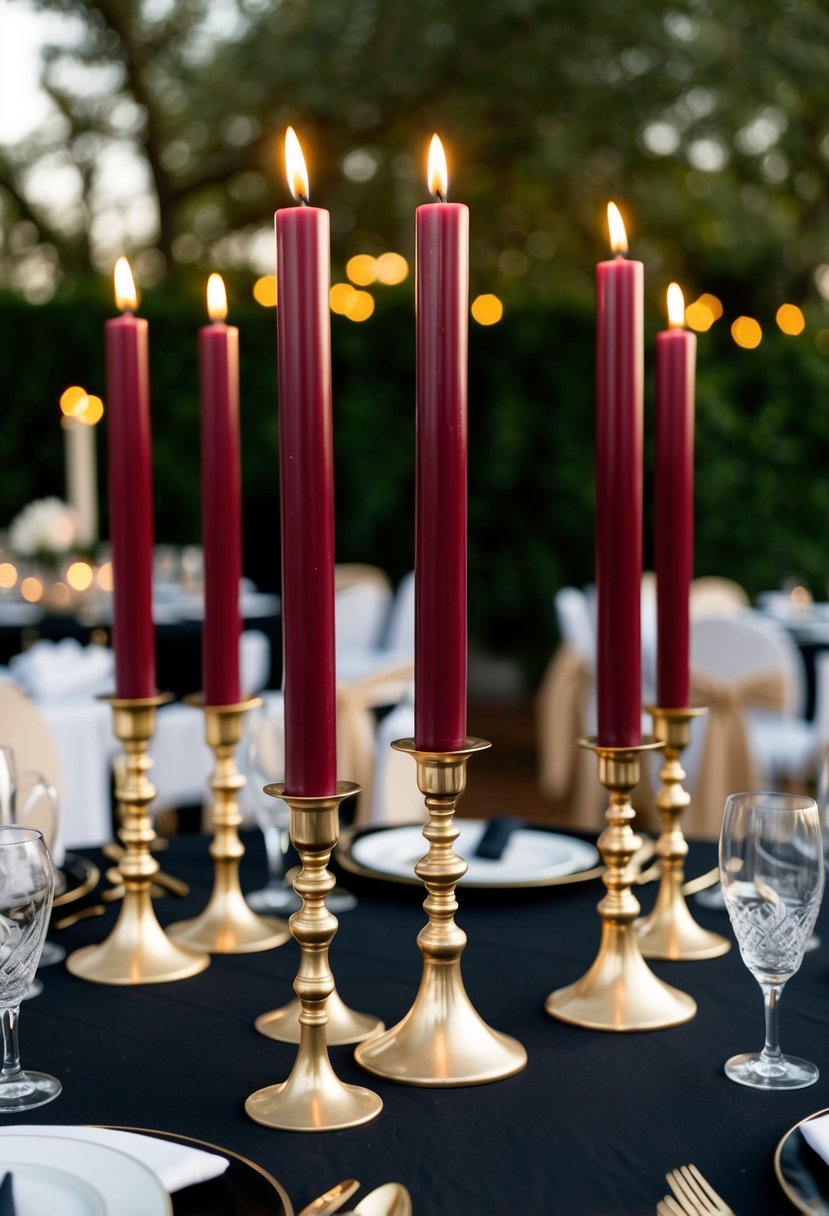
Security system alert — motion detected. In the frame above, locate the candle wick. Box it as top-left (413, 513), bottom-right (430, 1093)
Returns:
top-left (434, 190), bottom-right (446, 204)
top-left (298, 194), bottom-right (310, 207)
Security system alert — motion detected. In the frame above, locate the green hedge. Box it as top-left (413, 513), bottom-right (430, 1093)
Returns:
top-left (2, 283), bottom-right (829, 681)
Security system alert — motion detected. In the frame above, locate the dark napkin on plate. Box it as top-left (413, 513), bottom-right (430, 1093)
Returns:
top-left (472, 816), bottom-right (523, 860)
top-left (0, 1171), bottom-right (15, 1216)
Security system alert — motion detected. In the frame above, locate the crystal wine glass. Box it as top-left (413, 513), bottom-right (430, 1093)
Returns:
top-left (0, 825), bottom-right (61, 1111)
top-left (720, 791), bottom-right (824, 1090)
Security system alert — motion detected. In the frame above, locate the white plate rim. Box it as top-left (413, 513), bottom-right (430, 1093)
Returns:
top-left (0, 1133), bottom-right (172, 1216)
top-left (0, 1158), bottom-right (107, 1216)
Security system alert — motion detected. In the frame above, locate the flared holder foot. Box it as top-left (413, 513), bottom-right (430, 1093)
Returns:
top-left (66, 694), bottom-right (210, 986)
top-left (168, 695), bottom-right (291, 955)
top-left (545, 737), bottom-right (696, 1031)
top-left (255, 989), bottom-right (383, 1046)
top-left (636, 708), bottom-right (730, 963)
top-left (244, 781), bottom-right (382, 1132)
top-left (355, 738), bottom-right (527, 1086)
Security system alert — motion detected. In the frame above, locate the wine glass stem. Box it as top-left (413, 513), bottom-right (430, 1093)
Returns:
top-left (263, 824), bottom-right (285, 886)
top-left (1, 1007), bottom-right (22, 1079)
top-left (761, 982), bottom-right (785, 1063)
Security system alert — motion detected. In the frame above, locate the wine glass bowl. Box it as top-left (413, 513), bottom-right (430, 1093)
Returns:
top-left (0, 825), bottom-right (61, 1111)
top-left (242, 701), bottom-right (301, 915)
top-left (720, 791), bottom-right (824, 1090)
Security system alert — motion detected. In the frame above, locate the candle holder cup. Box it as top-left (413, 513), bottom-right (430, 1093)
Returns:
top-left (66, 694), bottom-right (210, 985)
top-left (354, 738), bottom-right (527, 1086)
top-left (545, 736), bottom-right (696, 1031)
top-left (245, 781), bottom-right (383, 1132)
top-left (635, 706), bottom-right (729, 961)
top-left (167, 695), bottom-right (291, 955)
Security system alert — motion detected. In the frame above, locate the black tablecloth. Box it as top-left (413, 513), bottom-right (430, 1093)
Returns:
top-left (19, 832), bottom-right (829, 1215)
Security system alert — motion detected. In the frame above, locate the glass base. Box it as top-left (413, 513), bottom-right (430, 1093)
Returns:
top-left (246, 885), bottom-right (302, 915)
top-left (22, 979), bottom-right (43, 1001)
top-left (695, 883), bottom-right (725, 910)
top-left (725, 1051), bottom-right (819, 1090)
top-left (38, 941), bottom-right (66, 967)
top-left (0, 1070), bottom-right (62, 1112)
top-left (328, 888), bottom-right (357, 914)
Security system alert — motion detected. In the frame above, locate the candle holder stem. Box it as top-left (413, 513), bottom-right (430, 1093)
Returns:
top-left (167, 696), bottom-right (291, 954)
top-left (545, 737), bottom-right (696, 1031)
top-left (354, 738), bottom-right (527, 1086)
top-left (66, 695), bottom-right (210, 985)
top-left (245, 782), bottom-right (382, 1131)
top-left (636, 707), bottom-right (730, 961)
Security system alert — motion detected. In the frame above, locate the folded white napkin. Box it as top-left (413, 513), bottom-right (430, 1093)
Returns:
top-left (0, 1125), bottom-right (229, 1192)
top-left (801, 1113), bottom-right (829, 1164)
top-left (10, 639), bottom-right (113, 703)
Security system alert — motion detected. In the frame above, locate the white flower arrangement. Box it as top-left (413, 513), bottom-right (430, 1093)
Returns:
top-left (9, 497), bottom-right (78, 558)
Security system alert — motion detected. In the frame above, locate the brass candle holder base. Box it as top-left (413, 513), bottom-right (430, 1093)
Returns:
top-left (245, 782), bottom-right (383, 1132)
top-left (168, 695), bottom-right (290, 955)
top-left (636, 707), bottom-right (730, 962)
top-left (355, 739), bottom-right (527, 1087)
top-left (67, 695), bottom-right (210, 986)
top-left (545, 737), bottom-right (697, 1032)
top-left (255, 990), bottom-right (382, 1046)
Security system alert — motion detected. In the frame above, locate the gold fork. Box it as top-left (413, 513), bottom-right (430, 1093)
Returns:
top-left (665, 1164), bottom-right (736, 1216)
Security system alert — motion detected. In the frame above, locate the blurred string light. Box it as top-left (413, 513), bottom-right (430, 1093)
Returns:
top-left (97, 562), bottom-right (114, 592)
top-left (330, 283), bottom-right (374, 321)
top-left (684, 293), bottom-right (723, 333)
top-left (330, 283), bottom-right (357, 314)
top-left (0, 563), bottom-right (17, 590)
top-left (253, 275), bottom-right (277, 307)
top-left (20, 577), bottom-right (43, 604)
top-left (59, 385), bottom-right (104, 425)
top-left (471, 294), bottom-right (504, 326)
top-left (66, 561), bottom-right (93, 592)
top-left (776, 303), bottom-right (805, 336)
top-left (731, 316), bottom-right (762, 349)
top-left (375, 253), bottom-right (409, 284)
top-left (346, 255), bottom-right (376, 286)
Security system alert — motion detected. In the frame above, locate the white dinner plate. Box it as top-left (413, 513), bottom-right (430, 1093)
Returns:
top-left (347, 820), bottom-right (600, 888)
top-left (0, 1135), bottom-right (171, 1216)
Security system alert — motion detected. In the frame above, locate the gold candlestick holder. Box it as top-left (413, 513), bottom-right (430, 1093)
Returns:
top-left (66, 694), bottom-right (210, 985)
top-left (636, 706), bottom-right (730, 961)
top-left (167, 695), bottom-right (291, 954)
top-left (245, 781), bottom-right (383, 1132)
top-left (354, 738), bottom-right (527, 1087)
top-left (545, 737), bottom-right (697, 1031)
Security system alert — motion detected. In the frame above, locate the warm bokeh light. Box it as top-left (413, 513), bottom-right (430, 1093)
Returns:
top-left (776, 303), bottom-right (805, 336)
top-left (698, 293), bottom-right (723, 320)
top-left (76, 395), bottom-right (104, 426)
top-left (667, 283), bottom-right (685, 329)
top-left (790, 584), bottom-right (813, 610)
top-left (731, 316), bottom-right (762, 349)
top-left (50, 582), bottom-right (71, 610)
top-left (607, 202), bottom-right (628, 254)
top-left (330, 282), bottom-right (357, 314)
top-left (0, 563), bottom-right (17, 590)
top-left (346, 255), bottom-right (377, 286)
top-left (253, 276), bottom-right (277, 307)
top-left (207, 273), bottom-right (228, 322)
top-left (66, 561), bottom-right (93, 592)
top-left (428, 133), bottom-right (448, 199)
top-left (20, 577), bottom-right (43, 604)
top-left (685, 300), bottom-right (715, 332)
top-left (471, 294), bottom-right (504, 325)
top-left (375, 252), bottom-right (409, 285)
top-left (97, 561), bottom-right (114, 592)
top-left (285, 126), bottom-right (309, 202)
top-left (60, 385), bottom-right (89, 417)
top-left (114, 256), bottom-right (138, 311)
top-left (344, 290), bottom-right (375, 322)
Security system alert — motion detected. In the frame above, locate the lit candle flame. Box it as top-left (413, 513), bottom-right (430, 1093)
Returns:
top-left (114, 257), bottom-right (138, 311)
top-left (207, 273), bottom-right (228, 322)
top-left (607, 202), bottom-right (628, 255)
top-left (428, 133), bottom-right (448, 200)
top-left (667, 282), bottom-right (685, 329)
top-left (285, 127), bottom-right (309, 202)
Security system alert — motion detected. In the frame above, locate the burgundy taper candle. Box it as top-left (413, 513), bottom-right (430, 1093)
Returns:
top-left (414, 134), bottom-right (468, 751)
top-left (655, 283), bottom-right (696, 709)
top-left (275, 128), bottom-right (337, 795)
top-left (106, 257), bottom-right (156, 699)
top-left (595, 203), bottom-right (643, 747)
top-left (200, 273), bottom-right (242, 707)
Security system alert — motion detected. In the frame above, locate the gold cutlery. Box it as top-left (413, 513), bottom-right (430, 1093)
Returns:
top-left (104, 866), bottom-right (189, 898)
top-left (298, 1179), bottom-right (360, 1216)
top-left (664, 1164), bottom-right (736, 1215)
top-left (53, 905), bottom-right (107, 931)
top-left (681, 867), bottom-right (720, 897)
